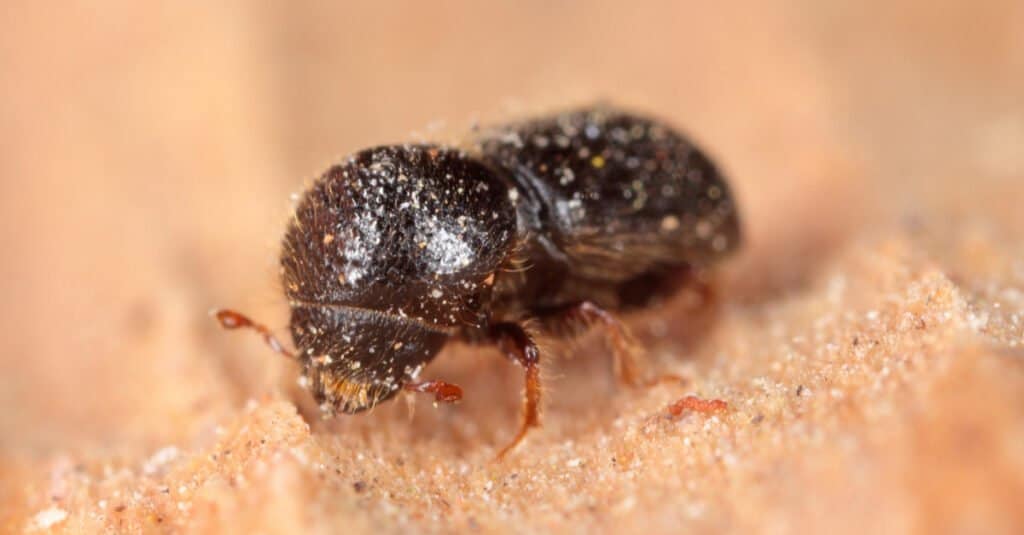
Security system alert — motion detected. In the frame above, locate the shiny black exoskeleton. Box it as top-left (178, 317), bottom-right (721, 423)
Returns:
top-left (216, 106), bottom-right (741, 457)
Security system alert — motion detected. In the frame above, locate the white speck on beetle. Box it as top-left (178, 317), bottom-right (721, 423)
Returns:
top-left (558, 167), bottom-right (575, 186)
top-left (419, 214), bottom-right (478, 274)
top-left (556, 198), bottom-right (586, 225)
top-left (342, 211), bottom-right (381, 285)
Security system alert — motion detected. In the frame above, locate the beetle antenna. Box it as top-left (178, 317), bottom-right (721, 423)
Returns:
top-left (211, 308), bottom-right (296, 360)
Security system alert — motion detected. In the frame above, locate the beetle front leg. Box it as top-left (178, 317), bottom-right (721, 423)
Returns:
top-left (489, 322), bottom-right (542, 460)
top-left (403, 380), bottom-right (463, 403)
top-left (212, 308), bottom-right (296, 360)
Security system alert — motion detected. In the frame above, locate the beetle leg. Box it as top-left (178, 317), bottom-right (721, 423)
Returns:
top-left (489, 322), bottom-right (542, 460)
top-left (212, 309), bottom-right (296, 360)
top-left (564, 301), bottom-right (685, 387)
top-left (403, 380), bottom-right (463, 403)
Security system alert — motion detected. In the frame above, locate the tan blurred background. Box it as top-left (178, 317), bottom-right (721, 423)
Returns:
top-left (1, 2), bottom-right (1023, 533)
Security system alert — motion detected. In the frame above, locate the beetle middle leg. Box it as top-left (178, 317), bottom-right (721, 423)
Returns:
top-left (488, 322), bottom-right (542, 459)
top-left (561, 301), bottom-right (685, 387)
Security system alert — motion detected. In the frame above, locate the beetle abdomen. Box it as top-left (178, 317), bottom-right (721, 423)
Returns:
top-left (477, 106), bottom-right (741, 314)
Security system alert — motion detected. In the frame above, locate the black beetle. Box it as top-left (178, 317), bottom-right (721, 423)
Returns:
top-left (215, 106), bottom-right (741, 457)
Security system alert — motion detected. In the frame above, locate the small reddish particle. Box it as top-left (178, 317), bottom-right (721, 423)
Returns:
top-left (667, 395), bottom-right (729, 417)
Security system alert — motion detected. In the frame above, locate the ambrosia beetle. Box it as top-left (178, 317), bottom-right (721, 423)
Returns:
top-left (215, 106), bottom-right (741, 457)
